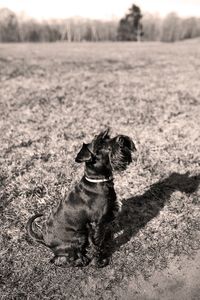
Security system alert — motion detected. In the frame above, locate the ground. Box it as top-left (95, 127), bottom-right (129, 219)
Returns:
top-left (0, 42), bottom-right (199, 300)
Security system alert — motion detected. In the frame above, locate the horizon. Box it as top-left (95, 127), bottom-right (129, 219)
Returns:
top-left (0, 0), bottom-right (200, 21)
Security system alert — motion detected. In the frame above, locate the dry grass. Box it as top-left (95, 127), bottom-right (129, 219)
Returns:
top-left (0, 42), bottom-right (200, 299)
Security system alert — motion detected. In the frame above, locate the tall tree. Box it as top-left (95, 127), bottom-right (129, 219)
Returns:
top-left (117, 4), bottom-right (143, 41)
top-left (0, 8), bottom-right (20, 42)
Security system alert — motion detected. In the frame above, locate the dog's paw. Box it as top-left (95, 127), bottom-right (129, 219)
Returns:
top-left (94, 256), bottom-right (110, 268)
top-left (73, 255), bottom-right (91, 267)
top-left (51, 256), bottom-right (68, 267)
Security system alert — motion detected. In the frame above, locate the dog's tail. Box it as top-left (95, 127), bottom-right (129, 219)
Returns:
top-left (26, 214), bottom-right (47, 247)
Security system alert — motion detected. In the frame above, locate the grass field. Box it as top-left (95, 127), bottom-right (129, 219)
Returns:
top-left (0, 42), bottom-right (200, 300)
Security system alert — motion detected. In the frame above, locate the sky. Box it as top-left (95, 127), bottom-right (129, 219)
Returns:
top-left (0, 0), bottom-right (200, 20)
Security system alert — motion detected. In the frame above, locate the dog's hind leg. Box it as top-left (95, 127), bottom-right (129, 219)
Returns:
top-left (49, 233), bottom-right (90, 267)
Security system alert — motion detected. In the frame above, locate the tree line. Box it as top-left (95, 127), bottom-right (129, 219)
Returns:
top-left (0, 6), bottom-right (200, 42)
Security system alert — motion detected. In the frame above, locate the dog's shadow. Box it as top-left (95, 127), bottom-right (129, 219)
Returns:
top-left (113, 172), bottom-right (200, 252)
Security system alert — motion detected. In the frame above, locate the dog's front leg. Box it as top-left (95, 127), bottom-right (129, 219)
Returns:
top-left (89, 221), bottom-right (112, 268)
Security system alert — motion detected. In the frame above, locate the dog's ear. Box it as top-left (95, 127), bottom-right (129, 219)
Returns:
top-left (101, 128), bottom-right (110, 139)
top-left (116, 135), bottom-right (136, 152)
top-left (96, 128), bottom-right (110, 140)
top-left (75, 143), bottom-right (92, 163)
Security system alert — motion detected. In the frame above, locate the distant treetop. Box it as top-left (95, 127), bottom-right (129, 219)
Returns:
top-left (117, 4), bottom-right (143, 41)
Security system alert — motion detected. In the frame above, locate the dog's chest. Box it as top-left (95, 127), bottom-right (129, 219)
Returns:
top-left (67, 181), bottom-right (117, 217)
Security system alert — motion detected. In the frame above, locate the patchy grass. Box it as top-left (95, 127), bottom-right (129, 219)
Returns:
top-left (0, 42), bottom-right (200, 299)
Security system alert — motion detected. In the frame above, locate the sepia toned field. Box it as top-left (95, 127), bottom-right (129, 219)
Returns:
top-left (0, 42), bottom-right (200, 299)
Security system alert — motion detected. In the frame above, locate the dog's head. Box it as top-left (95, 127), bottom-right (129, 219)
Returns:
top-left (75, 129), bottom-right (136, 172)
top-left (108, 134), bottom-right (136, 171)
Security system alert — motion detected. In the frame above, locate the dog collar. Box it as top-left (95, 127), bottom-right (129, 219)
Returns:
top-left (84, 176), bottom-right (113, 183)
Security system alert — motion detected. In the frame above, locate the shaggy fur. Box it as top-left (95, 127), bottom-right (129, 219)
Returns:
top-left (26, 129), bottom-right (136, 267)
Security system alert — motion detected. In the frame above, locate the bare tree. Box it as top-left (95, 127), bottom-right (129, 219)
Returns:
top-left (161, 13), bottom-right (181, 42)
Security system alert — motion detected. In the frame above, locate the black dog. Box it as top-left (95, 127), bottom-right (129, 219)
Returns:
top-left (26, 129), bottom-right (136, 267)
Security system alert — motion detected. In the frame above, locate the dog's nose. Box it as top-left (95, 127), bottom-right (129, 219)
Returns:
top-left (75, 156), bottom-right (82, 163)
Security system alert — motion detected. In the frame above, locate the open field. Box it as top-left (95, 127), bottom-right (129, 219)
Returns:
top-left (0, 42), bottom-right (200, 299)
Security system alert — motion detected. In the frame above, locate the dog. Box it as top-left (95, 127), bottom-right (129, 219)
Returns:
top-left (26, 129), bottom-right (136, 267)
